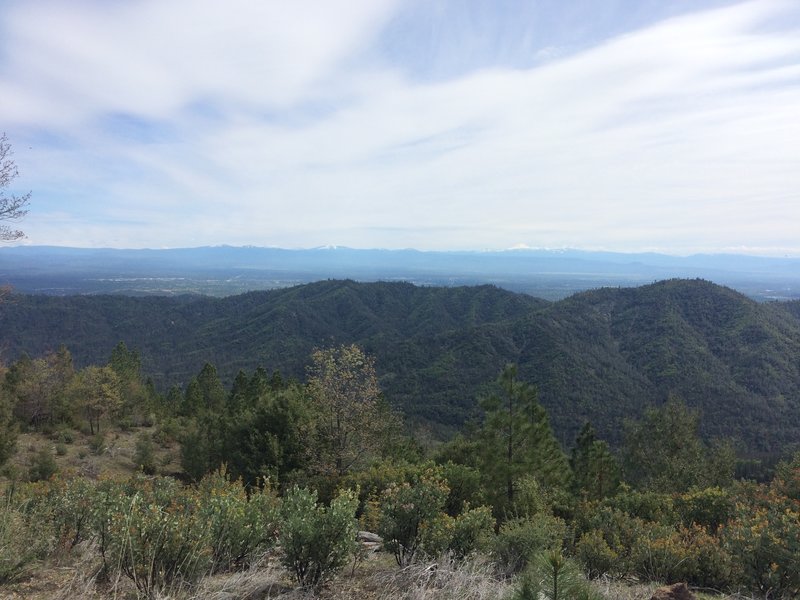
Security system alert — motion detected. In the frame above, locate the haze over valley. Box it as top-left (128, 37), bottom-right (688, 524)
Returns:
top-left (2, 244), bottom-right (799, 301)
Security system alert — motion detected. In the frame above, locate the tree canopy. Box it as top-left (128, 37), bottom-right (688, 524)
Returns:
top-left (0, 132), bottom-right (30, 242)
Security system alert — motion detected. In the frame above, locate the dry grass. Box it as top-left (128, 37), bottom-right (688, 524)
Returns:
top-left (371, 555), bottom-right (509, 600)
top-left (1, 426), bottom-right (179, 489)
top-left (183, 558), bottom-right (299, 600)
top-left (589, 578), bottom-right (759, 600)
top-left (1, 548), bottom-right (767, 600)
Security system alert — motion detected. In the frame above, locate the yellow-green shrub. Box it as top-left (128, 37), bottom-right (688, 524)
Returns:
top-left (576, 529), bottom-right (619, 579)
top-left (493, 514), bottom-right (567, 575)
top-left (630, 523), bottom-right (732, 589)
top-left (195, 467), bottom-right (280, 571)
top-left (378, 469), bottom-right (449, 566)
top-left (0, 492), bottom-right (55, 582)
top-left (97, 477), bottom-right (212, 597)
top-left (674, 486), bottom-right (733, 533)
top-left (722, 488), bottom-right (800, 597)
top-left (279, 486), bottom-right (359, 590)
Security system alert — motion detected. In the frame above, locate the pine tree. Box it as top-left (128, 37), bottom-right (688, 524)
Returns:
top-left (478, 365), bottom-right (569, 511)
top-left (570, 423), bottom-right (620, 500)
top-left (623, 396), bottom-right (725, 491)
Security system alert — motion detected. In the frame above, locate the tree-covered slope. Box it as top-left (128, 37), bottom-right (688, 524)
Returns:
top-left (2, 279), bottom-right (799, 453)
top-left (0, 280), bottom-right (546, 384)
top-left (535, 280), bottom-right (800, 450)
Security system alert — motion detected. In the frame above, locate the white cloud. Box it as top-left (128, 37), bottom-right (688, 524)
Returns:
top-left (1, 0), bottom-right (400, 124)
top-left (2, 0), bottom-right (800, 254)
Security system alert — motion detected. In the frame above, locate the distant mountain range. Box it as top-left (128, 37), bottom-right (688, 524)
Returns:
top-left (2, 278), bottom-right (799, 457)
top-left (1, 245), bottom-right (799, 300)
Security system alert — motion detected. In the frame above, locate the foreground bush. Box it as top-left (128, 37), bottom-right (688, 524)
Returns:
top-left (379, 470), bottom-right (449, 566)
top-left (575, 529), bottom-right (618, 579)
top-left (448, 504), bottom-right (495, 559)
top-left (0, 493), bottom-right (54, 582)
top-left (723, 486), bottom-right (800, 598)
top-left (493, 514), bottom-right (567, 575)
top-left (196, 468), bottom-right (280, 571)
top-left (97, 477), bottom-right (212, 597)
top-left (629, 522), bottom-right (732, 589)
top-left (279, 486), bottom-right (358, 590)
top-left (6, 472), bottom-right (284, 597)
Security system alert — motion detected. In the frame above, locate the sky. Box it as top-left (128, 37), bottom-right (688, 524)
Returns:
top-left (1, 0), bottom-right (799, 255)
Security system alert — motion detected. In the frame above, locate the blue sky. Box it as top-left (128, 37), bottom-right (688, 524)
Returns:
top-left (1, 0), bottom-right (799, 254)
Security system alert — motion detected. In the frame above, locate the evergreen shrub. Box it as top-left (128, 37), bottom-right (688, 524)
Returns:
top-left (279, 486), bottom-right (358, 590)
top-left (493, 514), bottom-right (567, 575)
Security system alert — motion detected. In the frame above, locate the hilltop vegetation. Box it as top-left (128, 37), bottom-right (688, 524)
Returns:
top-left (1, 338), bottom-right (799, 598)
top-left (2, 279), bottom-right (799, 454)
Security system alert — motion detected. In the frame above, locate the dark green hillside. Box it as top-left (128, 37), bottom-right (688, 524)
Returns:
top-left (0, 280), bottom-right (545, 384)
top-left (2, 279), bottom-right (799, 453)
top-left (540, 280), bottom-right (800, 450)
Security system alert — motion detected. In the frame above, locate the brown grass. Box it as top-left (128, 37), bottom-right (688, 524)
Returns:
top-left (1, 426), bottom-right (179, 489)
top-left (0, 548), bottom-right (765, 600)
top-left (371, 555), bottom-right (506, 600)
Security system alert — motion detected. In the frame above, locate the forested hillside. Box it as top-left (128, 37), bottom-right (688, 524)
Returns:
top-left (2, 278), bottom-right (799, 453)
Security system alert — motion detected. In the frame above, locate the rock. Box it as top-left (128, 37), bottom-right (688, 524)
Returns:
top-left (650, 583), bottom-right (696, 600)
top-left (357, 530), bottom-right (383, 552)
top-left (357, 531), bottom-right (382, 543)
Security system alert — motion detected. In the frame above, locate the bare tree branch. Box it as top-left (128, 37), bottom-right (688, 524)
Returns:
top-left (0, 132), bottom-right (31, 241)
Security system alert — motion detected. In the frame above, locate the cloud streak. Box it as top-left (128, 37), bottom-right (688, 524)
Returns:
top-left (1, 0), bottom-right (798, 254)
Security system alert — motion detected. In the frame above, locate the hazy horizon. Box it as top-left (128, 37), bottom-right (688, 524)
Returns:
top-left (5, 242), bottom-right (800, 260)
top-left (2, 0), bottom-right (799, 255)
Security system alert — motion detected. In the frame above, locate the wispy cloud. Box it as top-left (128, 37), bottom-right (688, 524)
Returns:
top-left (1, 0), bottom-right (798, 254)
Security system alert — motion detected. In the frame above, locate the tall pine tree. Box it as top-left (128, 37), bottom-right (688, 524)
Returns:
top-left (569, 422), bottom-right (620, 501)
top-left (478, 364), bottom-right (569, 511)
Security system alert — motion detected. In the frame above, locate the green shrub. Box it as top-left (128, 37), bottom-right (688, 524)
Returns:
top-left (343, 460), bottom-right (417, 501)
top-left (573, 503), bottom-right (646, 567)
top-left (54, 428), bottom-right (75, 444)
top-left (279, 486), bottom-right (358, 590)
top-left (26, 476), bottom-right (97, 549)
top-left (55, 442), bottom-right (67, 456)
top-left (605, 487), bottom-right (676, 525)
top-left (576, 529), bottom-right (619, 579)
top-left (95, 476), bottom-right (212, 597)
top-left (629, 522), bottom-right (732, 589)
top-left (153, 418), bottom-right (180, 447)
top-left (88, 432), bottom-right (105, 455)
top-left (674, 486), bottom-right (733, 533)
top-left (723, 488), bottom-right (800, 597)
top-left (196, 468), bottom-right (280, 571)
top-left (449, 505), bottom-right (495, 559)
top-left (378, 469), bottom-right (449, 566)
top-left (0, 489), bottom-right (55, 582)
top-left (419, 512), bottom-right (455, 557)
top-left (28, 447), bottom-right (58, 482)
top-left (493, 515), bottom-right (567, 575)
top-left (629, 522), bottom-right (689, 584)
top-left (439, 461), bottom-right (485, 516)
top-left (133, 432), bottom-right (157, 475)
top-left (508, 475), bottom-right (553, 519)
top-left (415, 504), bottom-right (495, 560)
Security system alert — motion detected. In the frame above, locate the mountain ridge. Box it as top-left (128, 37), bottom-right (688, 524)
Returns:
top-left (2, 278), bottom-right (799, 454)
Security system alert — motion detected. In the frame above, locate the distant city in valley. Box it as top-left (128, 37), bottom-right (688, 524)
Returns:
top-left (1, 245), bottom-right (799, 301)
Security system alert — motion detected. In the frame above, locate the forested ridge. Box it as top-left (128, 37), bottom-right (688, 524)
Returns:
top-left (3, 279), bottom-right (800, 598)
top-left (2, 278), bottom-right (800, 453)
